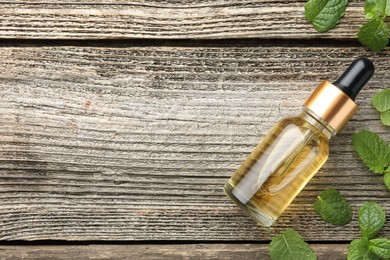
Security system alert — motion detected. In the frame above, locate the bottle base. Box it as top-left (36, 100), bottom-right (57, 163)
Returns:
top-left (223, 182), bottom-right (276, 227)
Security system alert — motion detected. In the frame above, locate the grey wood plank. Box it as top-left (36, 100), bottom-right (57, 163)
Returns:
top-left (0, 45), bottom-right (388, 241)
top-left (0, 1), bottom-right (364, 40)
top-left (0, 244), bottom-right (348, 259)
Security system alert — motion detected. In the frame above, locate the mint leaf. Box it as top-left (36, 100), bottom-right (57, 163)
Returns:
top-left (372, 88), bottom-right (390, 126)
top-left (352, 131), bottom-right (390, 174)
top-left (358, 19), bottom-right (389, 52)
top-left (268, 229), bottom-right (316, 260)
top-left (387, 1), bottom-right (390, 15)
top-left (384, 173), bottom-right (390, 191)
top-left (304, 0), bottom-right (348, 32)
top-left (369, 238), bottom-right (390, 259)
top-left (380, 110), bottom-right (390, 126)
top-left (372, 89), bottom-right (390, 113)
top-left (365, 0), bottom-right (390, 19)
top-left (358, 202), bottom-right (386, 239)
top-left (314, 188), bottom-right (352, 225)
top-left (348, 238), bottom-right (379, 260)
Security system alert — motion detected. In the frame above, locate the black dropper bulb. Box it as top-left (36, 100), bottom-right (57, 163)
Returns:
top-left (333, 58), bottom-right (375, 101)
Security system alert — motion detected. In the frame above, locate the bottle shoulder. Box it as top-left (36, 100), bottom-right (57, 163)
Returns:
top-left (274, 116), bottom-right (330, 145)
top-left (275, 108), bottom-right (336, 139)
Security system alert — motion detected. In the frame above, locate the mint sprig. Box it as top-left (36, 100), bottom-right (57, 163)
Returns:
top-left (347, 202), bottom-right (388, 259)
top-left (372, 88), bottom-right (390, 126)
top-left (305, 0), bottom-right (390, 51)
top-left (358, 0), bottom-right (389, 51)
top-left (314, 188), bottom-right (352, 225)
top-left (268, 229), bottom-right (316, 260)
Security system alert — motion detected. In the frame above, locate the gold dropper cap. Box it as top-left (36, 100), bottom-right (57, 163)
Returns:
top-left (304, 58), bottom-right (375, 132)
top-left (304, 80), bottom-right (358, 132)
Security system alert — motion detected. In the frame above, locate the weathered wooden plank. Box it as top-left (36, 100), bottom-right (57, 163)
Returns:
top-left (0, 244), bottom-right (348, 259)
top-left (0, 1), bottom-right (365, 40)
top-left (0, 45), bottom-right (389, 241)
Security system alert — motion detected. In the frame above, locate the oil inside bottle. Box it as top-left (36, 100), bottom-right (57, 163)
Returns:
top-left (224, 111), bottom-right (331, 227)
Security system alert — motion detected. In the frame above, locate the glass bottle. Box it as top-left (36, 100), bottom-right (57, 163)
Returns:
top-left (224, 58), bottom-right (375, 227)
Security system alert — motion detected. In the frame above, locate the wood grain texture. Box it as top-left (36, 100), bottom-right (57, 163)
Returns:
top-left (0, 1), bottom-right (365, 40)
top-left (0, 244), bottom-right (348, 260)
top-left (0, 45), bottom-right (389, 241)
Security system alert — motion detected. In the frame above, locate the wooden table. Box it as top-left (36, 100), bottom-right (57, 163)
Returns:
top-left (0, 1), bottom-right (389, 259)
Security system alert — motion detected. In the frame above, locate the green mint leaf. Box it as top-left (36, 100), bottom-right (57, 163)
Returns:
top-left (372, 88), bottom-right (390, 113)
top-left (357, 19), bottom-right (389, 52)
top-left (372, 88), bottom-right (390, 126)
top-left (369, 238), bottom-right (390, 259)
top-left (348, 238), bottom-right (380, 260)
top-left (314, 188), bottom-right (352, 225)
top-left (364, 0), bottom-right (390, 19)
top-left (387, 2), bottom-right (390, 15)
top-left (358, 202), bottom-right (386, 239)
top-left (352, 131), bottom-right (390, 174)
top-left (385, 0), bottom-right (390, 16)
top-left (384, 173), bottom-right (390, 191)
top-left (304, 0), bottom-right (348, 32)
top-left (380, 110), bottom-right (390, 126)
top-left (268, 228), bottom-right (317, 260)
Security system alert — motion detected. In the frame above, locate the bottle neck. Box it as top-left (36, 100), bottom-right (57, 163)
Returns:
top-left (304, 81), bottom-right (358, 132)
top-left (300, 107), bottom-right (337, 139)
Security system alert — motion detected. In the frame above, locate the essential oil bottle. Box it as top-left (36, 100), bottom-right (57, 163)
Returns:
top-left (224, 58), bottom-right (375, 227)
